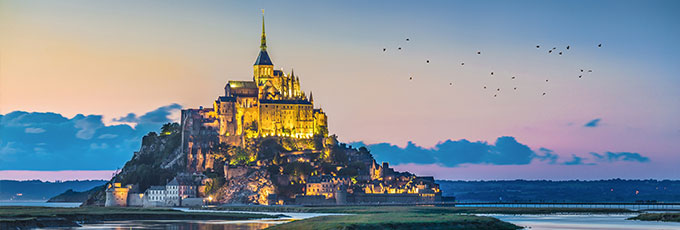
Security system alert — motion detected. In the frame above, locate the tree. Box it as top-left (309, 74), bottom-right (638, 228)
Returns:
top-left (160, 123), bottom-right (180, 136)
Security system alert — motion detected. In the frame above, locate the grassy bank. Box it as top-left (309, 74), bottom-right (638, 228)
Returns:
top-left (0, 206), bottom-right (275, 229)
top-left (200, 205), bottom-right (635, 215)
top-left (267, 212), bottom-right (520, 230)
top-left (628, 213), bottom-right (680, 222)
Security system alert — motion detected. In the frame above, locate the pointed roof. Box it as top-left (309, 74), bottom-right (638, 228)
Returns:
top-left (254, 11), bottom-right (273, 66)
top-left (254, 50), bottom-right (273, 66)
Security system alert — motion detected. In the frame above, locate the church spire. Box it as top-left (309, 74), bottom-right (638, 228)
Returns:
top-left (260, 9), bottom-right (267, 51)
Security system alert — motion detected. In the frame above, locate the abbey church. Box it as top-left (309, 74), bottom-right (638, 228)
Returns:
top-left (180, 15), bottom-right (328, 171)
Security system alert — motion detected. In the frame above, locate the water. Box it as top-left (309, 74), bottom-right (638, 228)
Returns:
top-left (74, 219), bottom-right (284, 230)
top-left (492, 214), bottom-right (680, 230)
top-left (42, 208), bottom-right (344, 229)
top-left (455, 203), bottom-right (680, 211)
top-left (0, 201), bottom-right (81, 207)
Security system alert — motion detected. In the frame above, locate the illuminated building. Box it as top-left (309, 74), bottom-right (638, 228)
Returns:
top-left (181, 13), bottom-right (328, 155)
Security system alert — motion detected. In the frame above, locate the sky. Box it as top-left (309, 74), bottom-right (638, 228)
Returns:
top-left (1, 0), bottom-right (679, 181)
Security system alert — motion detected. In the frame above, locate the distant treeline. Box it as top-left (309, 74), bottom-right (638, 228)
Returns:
top-left (437, 179), bottom-right (680, 202)
top-left (0, 180), bottom-right (106, 201)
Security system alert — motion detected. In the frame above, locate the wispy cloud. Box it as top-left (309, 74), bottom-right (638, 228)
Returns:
top-left (584, 118), bottom-right (602, 128)
top-left (590, 152), bottom-right (650, 163)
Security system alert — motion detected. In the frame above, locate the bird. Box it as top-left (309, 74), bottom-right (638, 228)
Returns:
top-left (598, 43), bottom-right (602, 48)
top-left (543, 92), bottom-right (546, 95)
top-left (483, 86), bottom-right (487, 89)
top-left (461, 62), bottom-right (465, 66)
top-left (449, 82), bottom-right (453, 86)
top-left (546, 79), bottom-right (549, 82)
top-left (383, 48), bottom-right (386, 52)
top-left (553, 47), bottom-right (557, 50)
top-left (511, 76), bottom-right (516, 80)
top-left (426, 60), bottom-right (430, 63)
top-left (536, 45), bottom-right (540, 49)
top-left (406, 38), bottom-right (410, 41)
top-left (579, 75), bottom-right (582, 78)
top-left (398, 47), bottom-right (402, 50)
top-left (497, 88), bottom-right (500, 91)
top-left (580, 69), bottom-right (584, 72)
top-left (477, 51), bottom-right (481, 55)
top-left (409, 76), bottom-right (413, 80)
top-left (494, 94), bottom-right (497, 97)
top-left (491, 72), bottom-right (494, 75)
top-left (566, 45), bottom-right (570, 50)
top-left (588, 70), bottom-right (593, 73)
top-left (514, 87), bottom-right (517, 90)
top-left (559, 52), bottom-right (563, 55)
top-left (548, 50), bottom-right (553, 54)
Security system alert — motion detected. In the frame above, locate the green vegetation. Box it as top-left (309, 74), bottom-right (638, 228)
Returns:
top-left (200, 205), bottom-right (636, 215)
top-left (267, 212), bottom-right (520, 230)
top-left (0, 206), bottom-right (277, 229)
top-left (628, 213), bottom-right (680, 222)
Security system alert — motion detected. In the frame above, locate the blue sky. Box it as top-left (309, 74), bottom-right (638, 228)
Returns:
top-left (0, 0), bottom-right (678, 180)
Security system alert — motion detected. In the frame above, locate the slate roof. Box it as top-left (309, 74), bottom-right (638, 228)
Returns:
top-left (254, 50), bottom-right (273, 66)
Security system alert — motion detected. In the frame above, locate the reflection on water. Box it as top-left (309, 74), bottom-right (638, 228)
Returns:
top-left (67, 219), bottom-right (287, 230)
top-left (492, 214), bottom-right (680, 230)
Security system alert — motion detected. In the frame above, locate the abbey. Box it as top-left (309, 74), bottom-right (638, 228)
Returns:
top-left (182, 15), bottom-right (328, 154)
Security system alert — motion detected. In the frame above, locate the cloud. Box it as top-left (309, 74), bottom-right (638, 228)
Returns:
top-left (590, 152), bottom-right (650, 163)
top-left (113, 103), bottom-right (181, 131)
top-left (584, 118), bottom-right (601, 127)
top-left (0, 104), bottom-right (180, 170)
top-left (352, 138), bottom-right (650, 167)
top-left (562, 154), bottom-right (589, 165)
top-left (353, 136), bottom-right (536, 167)
top-left (535, 148), bottom-right (558, 164)
top-left (24, 127), bottom-right (46, 134)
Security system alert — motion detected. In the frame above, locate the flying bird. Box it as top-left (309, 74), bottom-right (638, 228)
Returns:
top-left (598, 43), bottom-right (602, 48)
top-left (548, 50), bottom-right (553, 54)
top-left (406, 38), bottom-right (410, 41)
top-left (580, 69), bottom-right (584, 72)
top-left (409, 76), bottom-right (413, 80)
top-left (543, 92), bottom-right (546, 96)
top-left (559, 52), bottom-right (563, 55)
top-left (398, 47), bottom-right (402, 50)
top-left (483, 86), bottom-right (487, 89)
top-left (477, 51), bottom-right (481, 55)
top-left (449, 82), bottom-right (453, 86)
top-left (426, 60), bottom-right (430, 63)
top-left (536, 45), bottom-right (540, 48)
top-left (566, 45), bottom-right (570, 50)
top-left (491, 72), bottom-right (494, 75)
top-left (546, 79), bottom-right (549, 82)
top-left (383, 48), bottom-right (386, 52)
top-left (514, 87), bottom-right (517, 90)
top-left (511, 76), bottom-right (516, 80)
top-left (553, 47), bottom-right (557, 50)
top-left (579, 75), bottom-right (582, 78)
top-left (497, 88), bottom-right (500, 91)
top-left (588, 70), bottom-right (593, 73)
top-left (494, 94), bottom-right (497, 97)
top-left (461, 62), bottom-right (464, 66)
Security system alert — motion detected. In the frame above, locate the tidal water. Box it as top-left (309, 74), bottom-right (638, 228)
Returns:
top-left (492, 214), bottom-right (680, 230)
top-left (0, 201), bottom-right (81, 207)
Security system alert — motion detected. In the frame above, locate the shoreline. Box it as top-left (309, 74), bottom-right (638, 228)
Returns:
top-left (0, 206), bottom-right (277, 229)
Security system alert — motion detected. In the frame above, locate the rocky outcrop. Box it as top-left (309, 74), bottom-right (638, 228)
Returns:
top-left (48, 186), bottom-right (103, 203)
top-left (214, 167), bottom-right (275, 204)
top-left (82, 128), bottom-right (184, 206)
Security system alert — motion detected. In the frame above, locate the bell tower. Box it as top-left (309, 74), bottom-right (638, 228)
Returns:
top-left (253, 10), bottom-right (273, 85)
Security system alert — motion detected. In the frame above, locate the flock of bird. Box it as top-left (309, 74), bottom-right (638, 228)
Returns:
top-left (383, 38), bottom-right (604, 98)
